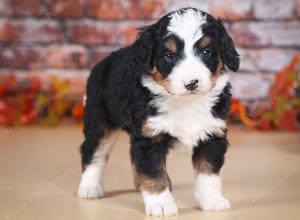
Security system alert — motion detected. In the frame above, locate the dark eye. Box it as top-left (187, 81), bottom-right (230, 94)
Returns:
top-left (201, 48), bottom-right (211, 59)
top-left (164, 52), bottom-right (176, 63)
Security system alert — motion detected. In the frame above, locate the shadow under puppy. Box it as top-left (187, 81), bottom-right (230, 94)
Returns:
top-left (77, 7), bottom-right (239, 217)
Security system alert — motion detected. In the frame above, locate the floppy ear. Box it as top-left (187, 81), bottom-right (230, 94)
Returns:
top-left (136, 24), bottom-right (156, 69)
top-left (217, 20), bottom-right (240, 72)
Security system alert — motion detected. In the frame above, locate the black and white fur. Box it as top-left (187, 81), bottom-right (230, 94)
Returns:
top-left (77, 8), bottom-right (239, 217)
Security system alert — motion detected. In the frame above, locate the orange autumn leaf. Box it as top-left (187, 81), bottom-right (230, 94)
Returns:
top-left (278, 109), bottom-right (298, 131)
top-left (30, 76), bottom-right (41, 92)
top-left (20, 109), bottom-right (39, 125)
top-left (231, 99), bottom-right (256, 128)
top-left (269, 54), bottom-right (300, 104)
top-left (0, 85), bottom-right (4, 97)
top-left (0, 102), bottom-right (18, 126)
top-left (0, 75), bottom-right (17, 96)
top-left (72, 103), bottom-right (84, 121)
top-left (256, 120), bottom-right (272, 131)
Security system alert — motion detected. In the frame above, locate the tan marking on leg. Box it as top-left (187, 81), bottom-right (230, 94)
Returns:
top-left (193, 159), bottom-right (214, 175)
top-left (101, 129), bottom-right (114, 143)
top-left (135, 173), bottom-right (171, 194)
top-left (135, 155), bottom-right (170, 194)
top-left (81, 129), bottom-right (116, 171)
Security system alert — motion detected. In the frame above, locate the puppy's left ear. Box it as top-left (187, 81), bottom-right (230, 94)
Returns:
top-left (217, 20), bottom-right (240, 72)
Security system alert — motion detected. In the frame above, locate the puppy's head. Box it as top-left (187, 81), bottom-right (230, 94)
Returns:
top-left (140, 8), bottom-right (239, 96)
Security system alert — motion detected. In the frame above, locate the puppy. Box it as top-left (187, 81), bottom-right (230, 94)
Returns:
top-left (77, 8), bottom-right (239, 217)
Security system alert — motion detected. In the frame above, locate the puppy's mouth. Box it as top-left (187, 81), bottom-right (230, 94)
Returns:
top-left (189, 90), bottom-right (199, 95)
top-left (167, 88), bottom-right (211, 98)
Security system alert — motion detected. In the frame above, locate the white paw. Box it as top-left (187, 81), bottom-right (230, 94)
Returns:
top-left (143, 188), bottom-right (178, 217)
top-left (197, 194), bottom-right (230, 211)
top-left (194, 174), bottom-right (230, 211)
top-left (145, 199), bottom-right (178, 217)
top-left (77, 165), bottom-right (104, 199)
top-left (77, 185), bottom-right (104, 199)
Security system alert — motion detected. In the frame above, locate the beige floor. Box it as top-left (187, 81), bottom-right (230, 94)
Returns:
top-left (0, 125), bottom-right (299, 220)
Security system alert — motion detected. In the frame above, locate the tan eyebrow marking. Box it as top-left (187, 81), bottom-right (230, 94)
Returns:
top-left (164, 38), bottom-right (177, 53)
top-left (198, 36), bottom-right (212, 48)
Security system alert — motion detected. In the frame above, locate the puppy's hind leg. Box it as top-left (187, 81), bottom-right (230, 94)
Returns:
top-left (78, 129), bottom-right (118, 199)
top-left (77, 69), bottom-right (117, 199)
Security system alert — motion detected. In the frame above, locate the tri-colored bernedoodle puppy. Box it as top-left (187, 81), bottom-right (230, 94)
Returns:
top-left (77, 7), bottom-right (240, 217)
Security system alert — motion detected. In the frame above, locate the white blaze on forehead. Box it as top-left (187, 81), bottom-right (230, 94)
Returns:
top-left (167, 9), bottom-right (207, 47)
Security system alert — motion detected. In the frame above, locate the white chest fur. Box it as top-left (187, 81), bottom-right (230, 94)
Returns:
top-left (142, 74), bottom-right (229, 151)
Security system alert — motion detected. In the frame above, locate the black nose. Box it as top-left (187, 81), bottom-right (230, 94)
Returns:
top-left (185, 79), bottom-right (199, 91)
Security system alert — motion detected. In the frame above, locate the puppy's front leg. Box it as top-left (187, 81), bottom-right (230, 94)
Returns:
top-left (192, 134), bottom-right (230, 211)
top-left (131, 135), bottom-right (178, 217)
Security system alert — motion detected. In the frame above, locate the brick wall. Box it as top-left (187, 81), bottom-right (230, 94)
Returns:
top-left (0, 0), bottom-right (300, 101)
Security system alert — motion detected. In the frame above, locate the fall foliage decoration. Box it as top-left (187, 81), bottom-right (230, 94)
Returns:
top-left (230, 54), bottom-right (300, 131)
top-left (0, 75), bottom-right (84, 127)
top-left (0, 54), bottom-right (299, 130)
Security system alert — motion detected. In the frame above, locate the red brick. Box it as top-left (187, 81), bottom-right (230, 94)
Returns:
top-left (36, 69), bottom-right (89, 96)
top-left (14, 19), bottom-right (63, 44)
top-left (88, 47), bottom-right (119, 68)
top-left (48, 0), bottom-right (84, 18)
top-left (0, 0), bottom-right (10, 16)
top-left (8, 0), bottom-right (45, 17)
top-left (65, 21), bottom-right (121, 45)
top-left (211, 0), bottom-right (252, 20)
top-left (128, 0), bottom-right (166, 20)
top-left (232, 21), bottom-right (300, 47)
top-left (87, 0), bottom-right (126, 20)
top-left (0, 19), bottom-right (62, 44)
top-left (238, 48), bottom-right (297, 73)
top-left (229, 72), bottom-right (274, 100)
top-left (254, 49), bottom-right (297, 72)
top-left (0, 20), bottom-right (19, 44)
top-left (297, 0), bottom-right (300, 17)
top-left (120, 25), bottom-right (139, 45)
top-left (236, 48), bottom-right (258, 73)
top-left (0, 46), bottom-right (46, 69)
top-left (253, 0), bottom-right (295, 20)
top-left (47, 45), bottom-right (88, 69)
top-left (0, 69), bottom-right (88, 96)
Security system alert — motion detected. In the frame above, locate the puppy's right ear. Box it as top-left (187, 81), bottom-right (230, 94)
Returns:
top-left (137, 24), bottom-right (156, 67)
